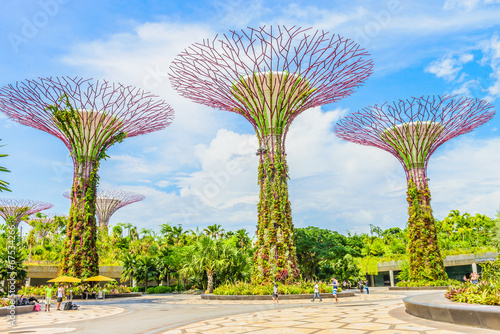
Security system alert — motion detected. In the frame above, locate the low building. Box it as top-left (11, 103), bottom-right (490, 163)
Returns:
top-left (370, 252), bottom-right (498, 287)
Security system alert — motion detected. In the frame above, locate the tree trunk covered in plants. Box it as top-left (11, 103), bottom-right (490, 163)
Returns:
top-left (60, 160), bottom-right (100, 278)
top-left (406, 179), bottom-right (447, 281)
top-left (253, 139), bottom-right (299, 284)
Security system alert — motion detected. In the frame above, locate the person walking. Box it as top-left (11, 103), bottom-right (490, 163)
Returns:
top-left (56, 284), bottom-right (65, 310)
top-left (272, 281), bottom-right (279, 304)
top-left (311, 281), bottom-right (322, 302)
top-left (332, 277), bottom-right (339, 303)
top-left (44, 284), bottom-right (52, 312)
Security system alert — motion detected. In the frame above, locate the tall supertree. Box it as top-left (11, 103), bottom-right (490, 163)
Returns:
top-left (0, 77), bottom-right (174, 277)
top-left (0, 198), bottom-right (53, 227)
top-left (334, 95), bottom-right (495, 282)
top-left (63, 189), bottom-right (145, 229)
top-left (170, 26), bottom-right (373, 283)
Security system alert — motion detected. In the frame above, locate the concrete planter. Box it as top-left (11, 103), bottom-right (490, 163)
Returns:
top-left (0, 305), bottom-right (35, 317)
top-left (404, 292), bottom-right (500, 330)
top-left (201, 291), bottom-right (354, 300)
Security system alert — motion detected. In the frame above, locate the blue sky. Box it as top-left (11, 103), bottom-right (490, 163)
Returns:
top-left (0, 0), bottom-right (499, 235)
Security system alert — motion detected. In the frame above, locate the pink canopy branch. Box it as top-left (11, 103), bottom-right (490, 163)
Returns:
top-left (63, 189), bottom-right (145, 229)
top-left (170, 26), bottom-right (373, 153)
top-left (0, 198), bottom-right (53, 227)
top-left (334, 95), bottom-right (495, 188)
top-left (0, 76), bottom-right (174, 151)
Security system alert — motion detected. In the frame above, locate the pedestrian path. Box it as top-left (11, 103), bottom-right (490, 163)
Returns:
top-left (161, 293), bottom-right (494, 334)
top-left (0, 305), bottom-right (124, 333)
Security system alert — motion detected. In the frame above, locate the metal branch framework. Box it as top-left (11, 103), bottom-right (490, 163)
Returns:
top-left (170, 26), bottom-right (373, 284)
top-left (334, 95), bottom-right (495, 188)
top-left (0, 76), bottom-right (174, 278)
top-left (0, 198), bottom-right (53, 227)
top-left (170, 25), bottom-right (373, 153)
top-left (29, 213), bottom-right (64, 239)
top-left (63, 189), bottom-right (145, 229)
top-left (334, 95), bottom-right (495, 282)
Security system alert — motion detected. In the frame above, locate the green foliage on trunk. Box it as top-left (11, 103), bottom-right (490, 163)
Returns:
top-left (406, 179), bottom-right (447, 281)
top-left (253, 147), bottom-right (299, 284)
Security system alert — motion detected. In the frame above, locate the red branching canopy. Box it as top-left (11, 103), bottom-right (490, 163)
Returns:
top-left (334, 95), bottom-right (495, 183)
top-left (0, 198), bottom-right (53, 223)
top-left (169, 26), bottom-right (373, 138)
top-left (0, 76), bottom-right (174, 152)
top-left (63, 189), bottom-right (144, 226)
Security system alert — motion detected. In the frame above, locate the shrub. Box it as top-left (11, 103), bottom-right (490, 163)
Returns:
top-left (130, 286), bottom-right (145, 293)
top-left (153, 286), bottom-right (171, 294)
top-left (396, 279), bottom-right (457, 287)
top-left (212, 281), bottom-right (339, 295)
top-left (146, 287), bottom-right (155, 294)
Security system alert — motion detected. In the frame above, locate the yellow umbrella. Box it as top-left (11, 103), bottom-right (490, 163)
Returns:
top-left (83, 275), bottom-right (115, 282)
top-left (47, 276), bottom-right (81, 283)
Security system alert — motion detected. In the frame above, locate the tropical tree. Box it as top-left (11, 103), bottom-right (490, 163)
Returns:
top-left (181, 235), bottom-right (236, 293)
top-left (120, 253), bottom-right (137, 287)
top-left (203, 224), bottom-right (225, 239)
top-left (294, 227), bottom-right (349, 279)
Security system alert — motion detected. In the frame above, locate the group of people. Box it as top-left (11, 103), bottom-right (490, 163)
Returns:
top-left (463, 272), bottom-right (480, 284)
top-left (44, 283), bottom-right (66, 311)
top-left (271, 277), bottom-right (341, 304)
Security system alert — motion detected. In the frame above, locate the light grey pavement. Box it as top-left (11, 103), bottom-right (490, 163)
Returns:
top-left (2, 288), bottom-right (500, 334)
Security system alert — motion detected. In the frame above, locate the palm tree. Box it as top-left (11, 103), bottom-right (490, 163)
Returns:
top-left (136, 256), bottom-right (157, 289)
top-left (121, 253), bottom-right (137, 287)
top-left (181, 236), bottom-right (236, 293)
top-left (203, 224), bottom-right (225, 239)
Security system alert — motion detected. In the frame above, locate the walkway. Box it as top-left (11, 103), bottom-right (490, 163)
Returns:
top-left (1, 289), bottom-right (499, 334)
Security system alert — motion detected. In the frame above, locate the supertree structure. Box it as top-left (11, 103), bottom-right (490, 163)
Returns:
top-left (0, 77), bottom-right (174, 277)
top-left (63, 189), bottom-right (145, 229)
top-left (170, 26), bottom-right (373, 283)
top-left (0, 198), bottom-right (53, 227)
top-left (28, 213), bottom-right (60, 239)
top-left (334, 95), bottom-right (495, 281)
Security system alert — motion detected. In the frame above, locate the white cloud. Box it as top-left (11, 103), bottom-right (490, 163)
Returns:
top-left (425, 53), bottom-right (473, 81)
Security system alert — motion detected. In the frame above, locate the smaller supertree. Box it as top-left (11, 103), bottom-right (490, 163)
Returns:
top-left (0, 198), bottom-right (53, 227)
top-left (334, 95), bottom-right (495, 282)
top-left (28, 213), bottom-right (64, 239)
top-left (63, 189), bottom-right (144, 229)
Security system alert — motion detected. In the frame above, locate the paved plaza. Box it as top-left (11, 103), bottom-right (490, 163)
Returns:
top-left (2, 289), bottom-right (499, 334)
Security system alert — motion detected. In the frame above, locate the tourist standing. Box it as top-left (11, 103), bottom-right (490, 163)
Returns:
top-left (311, 281), bottom-right (322, 302)
top-left (342, 280), bottom-right (347, 290)
top-left (272, 281), bottom-right (279, 304)
top-left (56, 284), bottom-right (65, 310)
top-left (332, 277), bottom-right (339, 303)
top-left (44, 284), bottom-right (52, 312)
top-left (357, 280), bottom-right (363, 294)
top-left (364, 280), bottom-right (370, 294)
top-left (471, 272), bottom-right (479, 284)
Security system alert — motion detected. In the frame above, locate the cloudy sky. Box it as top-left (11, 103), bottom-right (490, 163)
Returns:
top-left (0, 0), bottom-right (499, 236)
